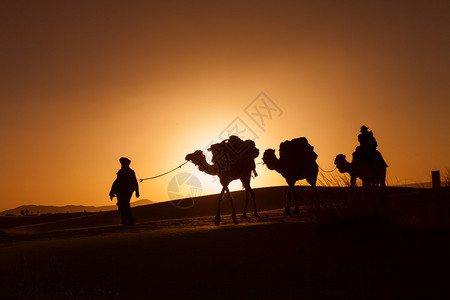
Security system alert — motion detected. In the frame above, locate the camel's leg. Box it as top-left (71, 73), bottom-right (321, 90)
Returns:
top-left (215, 187), bottom-right (225, 223)
top-left (306, 167), bottom-right (319, 211)
top-left (350, 176), bottom-right (356, 187)
top-left (242, 189), bottom-right (249, 218)
top-left (242, 180), bottom-right (257, 217)
top-left (249, 186), bottom-right (258, 216)
top-left (292, 186), bottom-right (300, 214)
top-left (225, 187), bottom-right (237, 222)
top-left (307, 171), bottom-right (318, 192)
top-left (285, 184), bottom-right (293, 215)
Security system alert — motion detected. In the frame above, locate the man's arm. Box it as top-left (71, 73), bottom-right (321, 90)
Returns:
top-left (109, 180), bottom-right (117, 200)
top-left (132, 170), bottom-right (140, 198)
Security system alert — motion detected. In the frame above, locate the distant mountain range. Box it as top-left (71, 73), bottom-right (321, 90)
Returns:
top-left (1, 199), bottom-right (153, 216)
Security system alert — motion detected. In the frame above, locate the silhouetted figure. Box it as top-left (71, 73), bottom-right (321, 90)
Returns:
top-left (262, 137), bottom-right (318, 215)
top-left (359, 125), bottom-right (377, 147)
top-left (334, 125), bottom-right (388, 187)
top-left (353, 125), bottom-right (379, 163)
top-left (185, 135), bottom-right (259, 224)
top-left (109, 157), bottom-right (139, 225)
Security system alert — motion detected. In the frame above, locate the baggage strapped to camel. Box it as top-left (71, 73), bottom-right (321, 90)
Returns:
top-left (279, 137), bottom-right (318, 163)
top-left (209, 135), bottom-right (259, 171)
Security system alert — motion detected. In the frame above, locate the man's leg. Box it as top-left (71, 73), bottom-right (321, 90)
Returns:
top-left (116, 201), bottom-right (127, 224)
top-left (117, 193), bottom-right (132, 224)
top-left (124, 202), bottom-right (135, 225)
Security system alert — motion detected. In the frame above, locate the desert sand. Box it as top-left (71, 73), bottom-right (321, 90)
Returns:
top-left (1, 186), bottom-right (449, 299)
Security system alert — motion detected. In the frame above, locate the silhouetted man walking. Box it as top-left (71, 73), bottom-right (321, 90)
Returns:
top-left (109, 157), bottom-right (139, 225)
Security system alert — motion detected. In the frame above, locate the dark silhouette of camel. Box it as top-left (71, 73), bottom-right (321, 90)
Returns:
top-left (185, 136), bottom-right (259, 224)
top-left (334, 125), bottom-right (387, 188)
top-left (334, 154), bottom-right (386, 187)
top-left (262, 138), bottom-right (318, 214)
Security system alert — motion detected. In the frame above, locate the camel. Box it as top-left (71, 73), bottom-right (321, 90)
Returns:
top-left (262, 137), bottom-right (318, 215)
top-left (185, 136), bottom-right (259, 223)
top-left (334, 154), bottom-right (386, 187)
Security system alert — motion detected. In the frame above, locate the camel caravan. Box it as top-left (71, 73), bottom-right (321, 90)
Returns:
top-left (185, 125), bottom-right (387, 223)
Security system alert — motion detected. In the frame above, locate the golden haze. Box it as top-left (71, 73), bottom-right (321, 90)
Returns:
top-left (0, 1), bottom-right (449, 211)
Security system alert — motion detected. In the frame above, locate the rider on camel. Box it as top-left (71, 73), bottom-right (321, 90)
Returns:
top-left (353, 125), bottom-right (387, 167)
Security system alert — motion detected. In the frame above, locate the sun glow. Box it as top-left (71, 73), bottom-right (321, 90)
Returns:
top-left (1, 1), bottom-right (448, 212)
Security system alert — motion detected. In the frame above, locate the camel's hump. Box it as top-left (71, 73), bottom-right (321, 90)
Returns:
top-left (279, 137), bottom-right (317, 161)
top-left (209, 136), bottom-right (259, 162)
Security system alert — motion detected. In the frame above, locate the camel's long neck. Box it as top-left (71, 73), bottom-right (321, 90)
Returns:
top-left (265, 153), bottom-right (283, 174)
top-left (193, 158), bottom-right (220, 176)
top-left (337, 159), bottom-right (352, 174)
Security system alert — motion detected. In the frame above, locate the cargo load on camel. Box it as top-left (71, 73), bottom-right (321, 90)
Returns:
top-left (279, 137), bottom-right (318, 164)
top-left (209, 135), bottom-right (259, 176)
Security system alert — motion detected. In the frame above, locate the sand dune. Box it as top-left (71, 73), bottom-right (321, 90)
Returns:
top-left (2, 186), bottom-right (426, 237)
top-left (3, 186), bottom-right (290, 236)
top-left (0, 186), bottom-right (449, 299)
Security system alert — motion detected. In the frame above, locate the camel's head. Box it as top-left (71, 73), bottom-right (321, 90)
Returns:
top-left (185, 150), bottom-right (205, 164)
top-left (262, 149), bottom-right (279, 171)
top-left (334, 154), bottom-right (349, 172)
top-left (185, 150), bottom-right (210, 172)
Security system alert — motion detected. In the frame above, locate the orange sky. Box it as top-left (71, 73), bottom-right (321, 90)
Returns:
top-left (1, 0), bottom-right (449, 211)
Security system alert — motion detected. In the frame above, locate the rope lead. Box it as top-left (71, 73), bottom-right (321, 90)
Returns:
top-left (139, 161), bottom-right (189, 182)
top-left (319, 166), bottom-right (337, 173)
top-left (139, 160), bottom-right (336, 183)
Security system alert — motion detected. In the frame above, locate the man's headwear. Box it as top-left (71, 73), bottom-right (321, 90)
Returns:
top-left (119, 157), bottom-right (131, 165)
top-left (360, 125), bottom-right (368, 132)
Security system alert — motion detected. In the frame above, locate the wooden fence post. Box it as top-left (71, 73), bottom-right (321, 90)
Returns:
top-left (432, 170), bottom-right (440, 189)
